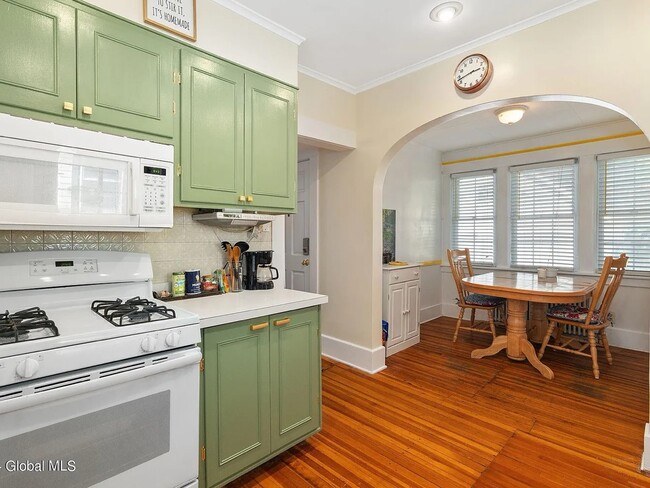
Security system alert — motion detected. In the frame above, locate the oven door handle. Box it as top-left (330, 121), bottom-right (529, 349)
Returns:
top-left (0, 348), bottom-right (202, 415)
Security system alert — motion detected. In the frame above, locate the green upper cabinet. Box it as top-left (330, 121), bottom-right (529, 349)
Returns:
top-left (177, 58), bottom-right (297, 213)
top-left (269, 307), bottom-right (321, 452)
top-left (180, 49), bottom-right (245, 205)
top-left (245, 73), bottom-right (297, 211)
top-left (76, 10), bottom-right (175, 138)
top-left (0, 0), bottom-right (76, 117)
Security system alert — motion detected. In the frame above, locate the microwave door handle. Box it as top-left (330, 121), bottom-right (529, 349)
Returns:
top-left (129, 161), bottom-right (139, 216)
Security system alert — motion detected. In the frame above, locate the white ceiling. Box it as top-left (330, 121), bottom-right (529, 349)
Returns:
top-left (411, 101), bottom-right (627, 153)
top-left (215, 0), bottom-right (597, 93)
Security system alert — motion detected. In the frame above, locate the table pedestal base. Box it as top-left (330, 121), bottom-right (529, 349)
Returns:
top-left (471, 298), bottom-right (554, 380)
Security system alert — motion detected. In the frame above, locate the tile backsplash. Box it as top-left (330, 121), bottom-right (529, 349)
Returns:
top-left (0, 208), bottom-right (273, 291)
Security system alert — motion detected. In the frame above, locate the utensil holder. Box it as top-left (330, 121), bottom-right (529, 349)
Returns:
top-left (230, 261), bottom-right (243, 292)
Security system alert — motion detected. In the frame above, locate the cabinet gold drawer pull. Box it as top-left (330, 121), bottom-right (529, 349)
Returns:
top-left (250, 322), bottom-right (268, 331)
top-left (239, 195), bottom-right (246, 202)
top-left (63, 101), bottom-right (74, 111)
top-left (246, 195), bottom-right (254, 203)
top-left (82, 106), bottom-right (93, 115)
top-left (274, 318), bottom-right (290, 327)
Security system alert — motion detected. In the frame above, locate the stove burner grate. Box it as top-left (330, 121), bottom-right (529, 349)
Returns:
top-left (91, 296), bottom-right (176, 327)
top-left (0, 307), bottom-right (59, 345)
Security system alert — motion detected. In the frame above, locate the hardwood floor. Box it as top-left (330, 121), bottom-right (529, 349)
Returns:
top-left (229, 317), bottom-right (650, 487)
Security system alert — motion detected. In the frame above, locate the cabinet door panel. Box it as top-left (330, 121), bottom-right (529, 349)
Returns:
top-left (203, 320), bottom-right (270, 487)
top-left (405, 280), bottom-right (420, 340)
top-left (0, 0), bottom-right (75, 117)
top-left (77, 10), bottom-right (174, 137)
top-left (386, 284), bottom-right (405, 347)
top-left (180, 50), bottom-right (244, 204)
top-left (270, 308), bottom-right (321, 451)
top-left (245, 73), bottom-right (296, 210)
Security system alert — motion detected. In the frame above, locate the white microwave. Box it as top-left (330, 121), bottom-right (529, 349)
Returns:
top-left (0, 114), bottom-right (173, 231)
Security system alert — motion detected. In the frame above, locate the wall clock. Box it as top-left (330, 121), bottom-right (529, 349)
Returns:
top-left (453, 53), bottom-right (492, 93)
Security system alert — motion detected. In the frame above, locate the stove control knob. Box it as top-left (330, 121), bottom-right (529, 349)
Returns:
top-left (140, 336), bottom-right (156, 353)
top-left (165, 331), bottom-right (181, 348)
top-left (16, 358), bottom-right (39, 379)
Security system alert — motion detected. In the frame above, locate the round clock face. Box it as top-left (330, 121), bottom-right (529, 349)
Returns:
top-left (454, 54), bottom-right (492, 93)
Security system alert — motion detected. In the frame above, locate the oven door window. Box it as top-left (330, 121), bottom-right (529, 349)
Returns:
top-left (0, 351), bottom-right (199, 488)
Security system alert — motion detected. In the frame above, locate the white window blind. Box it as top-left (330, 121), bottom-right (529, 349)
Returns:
top-left (510, 160), bottom-right (577, 269)
top-left (451, 170), bottom-right (495, 265)
top-left (597, 151), bottom-right (650, 272)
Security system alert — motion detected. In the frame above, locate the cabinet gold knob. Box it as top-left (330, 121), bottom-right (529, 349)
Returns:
top-left (82, 106), bottom-right (93, 115)
top-left (246, 195), bottom-right (254, 203)
top-left (239, 195), bottom-right (246, 202)
top-left (63, 101), bottom-right (74, 111)
top-left (250, 322), bottom-right (268, 331)
top-left (273, 318), bottom-right (291, 327)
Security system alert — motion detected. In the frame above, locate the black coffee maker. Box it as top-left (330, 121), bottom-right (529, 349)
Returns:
top-left (244, 250), bottom-right (279, 290)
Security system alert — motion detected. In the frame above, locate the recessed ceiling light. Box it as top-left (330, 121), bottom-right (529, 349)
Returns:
top-left (495, 105), bottom-right (528, 125)
top-left (430, 2), bottom-right (463, 23)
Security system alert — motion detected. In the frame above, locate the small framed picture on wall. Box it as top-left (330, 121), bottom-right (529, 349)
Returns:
top-left (144, 0), bottom-right (197, 42)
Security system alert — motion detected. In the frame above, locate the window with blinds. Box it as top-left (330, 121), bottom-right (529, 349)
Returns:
top-left (510, 160), bottom-right (577, 270)
top-left (450, 170), bottom-right (495, 265)
top-left (597, 151), bottom-right (650, 272)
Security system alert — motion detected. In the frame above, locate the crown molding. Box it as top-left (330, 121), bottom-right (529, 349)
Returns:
top-left (298, 65), bottom-right (357, 94)
top-left (208, 0), bottom-right (305, 45)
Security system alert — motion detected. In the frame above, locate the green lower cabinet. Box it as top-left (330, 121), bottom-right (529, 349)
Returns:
top-left (0, 0), bottom-right (76, 117)
top-left (201, 307), bottom-right (321, 488)
top-left (202, 317), bottom-right (271, 487)
top-left (270, 308), bottom-right (321, 451)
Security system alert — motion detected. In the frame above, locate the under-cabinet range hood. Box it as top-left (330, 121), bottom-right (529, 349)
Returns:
top-left (192, 211), bottom-right (274, 227)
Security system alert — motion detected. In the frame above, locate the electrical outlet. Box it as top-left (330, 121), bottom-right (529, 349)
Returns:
top-left (260, 223), bottom-right (271, 232)
top-left (609, 312), bottom-right (616, 324)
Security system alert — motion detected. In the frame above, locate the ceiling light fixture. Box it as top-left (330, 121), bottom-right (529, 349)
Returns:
top-left (495, 105), bottom-right (528, 125)
top-left (430, 2), bottom-right (463, 23)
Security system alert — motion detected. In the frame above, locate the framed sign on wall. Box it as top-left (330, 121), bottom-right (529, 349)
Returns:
top-left (144, 0), bottom-right (196, 41)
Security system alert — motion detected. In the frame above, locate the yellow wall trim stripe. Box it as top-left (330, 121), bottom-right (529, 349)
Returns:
top-left (441, 131), bottom-right (644, 166)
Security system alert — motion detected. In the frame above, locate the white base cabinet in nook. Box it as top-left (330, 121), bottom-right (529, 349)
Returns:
top-left (383, 265), bottom-right (421, 356)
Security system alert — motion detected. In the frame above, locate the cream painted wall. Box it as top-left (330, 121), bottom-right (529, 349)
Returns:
top-left (315, 0), bottom-right (650, 371)
top-left (297, 73), bottom-right (357, 150)
top-left (81, 0), bottom-right (298, 85)
top-left (382, 141), bottom-right (442, 322)
top-left (439, 122), bottom-right (650, 351)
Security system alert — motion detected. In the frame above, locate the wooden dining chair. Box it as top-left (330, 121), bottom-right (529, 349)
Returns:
top-left (538, 253), bottom-right (628, 379)
top-left (447, 248), bottom-right (506, 343)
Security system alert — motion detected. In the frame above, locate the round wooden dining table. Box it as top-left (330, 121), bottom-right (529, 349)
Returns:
top-left (462, 271), bottom-right (597, 379)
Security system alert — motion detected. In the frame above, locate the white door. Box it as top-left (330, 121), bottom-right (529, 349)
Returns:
top-left (386, 283), bottom-right (405, 348)
top-left (285, 157), bottom-right (317, 292)
top-left (405, 280), bottom-right (420, 340)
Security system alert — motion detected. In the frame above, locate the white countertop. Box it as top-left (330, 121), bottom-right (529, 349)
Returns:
top-left (172, 288), bottom-right (328, 329)
top-left (382, 263), bottom-right (420, 271)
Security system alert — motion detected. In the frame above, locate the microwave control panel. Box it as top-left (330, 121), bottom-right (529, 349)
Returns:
top-left (139, 160), bottom-right (173, 227)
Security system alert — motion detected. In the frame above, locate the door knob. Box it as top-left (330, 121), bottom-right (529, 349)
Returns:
top-left (301, 258), bottom-right (310, 266)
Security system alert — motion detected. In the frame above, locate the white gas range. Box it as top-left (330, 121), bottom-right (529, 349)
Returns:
top-left (0, 251), bottom-right (201, 488)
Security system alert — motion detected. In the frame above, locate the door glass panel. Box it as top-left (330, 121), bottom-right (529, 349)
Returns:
top-left (0, 139), bottom-right (130, 215)
top-left (0, 390), bottom-right (170, 488)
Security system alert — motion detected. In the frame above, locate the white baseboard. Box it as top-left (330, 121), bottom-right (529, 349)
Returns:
top-left (607, 327), bottom-right (649, 352)
top-left (642, 424), bottom-right (650, 472)
top-left (441, 302), bottom-right (649, 352)
top-left (321, 334), bottom-right (386, 374)
top-left (420, 304), bottom-right (442, 323)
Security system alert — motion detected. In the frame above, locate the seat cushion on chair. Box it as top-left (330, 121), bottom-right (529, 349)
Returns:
top-left (463, 294), bottom-right (505, 307)
top-left (547, 305), bottom-right (610, 324)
